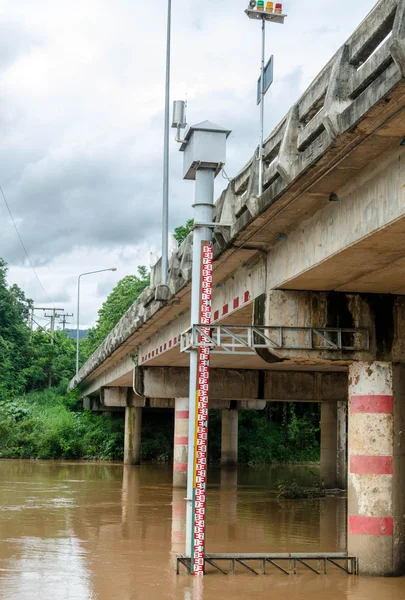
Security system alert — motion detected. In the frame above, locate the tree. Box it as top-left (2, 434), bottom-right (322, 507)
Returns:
top-left (82, 266), bottom-right (150, 358)
top-left (173, 219), bottom-right (194, 246)
top-left (0, 259), bottom-right (32, 398)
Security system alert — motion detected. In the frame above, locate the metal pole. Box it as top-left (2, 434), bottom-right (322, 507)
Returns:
top-left (161, 0), bottom-right (172, 285)
top-left (76, 275), bottom-right (81, 375)
top-left (258, 17), bottom-right (265, 197)
top-left (186, 169), bottom-right (215, 569)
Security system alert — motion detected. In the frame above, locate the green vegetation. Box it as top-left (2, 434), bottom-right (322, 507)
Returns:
top-left (208, 405), bottom-right (320, 465)
top-left (277, 480), bottom-right (326, 499)
top-left (0, 388), bottom-right (124, 460)
top-left (81, 266), bottom-right (150, 359)
top-left (0, 254), bottom-right (321, 464)
top-left (173, 219), bottom-right (194, 245)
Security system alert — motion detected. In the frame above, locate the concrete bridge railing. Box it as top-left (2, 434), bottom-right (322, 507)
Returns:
top-left (221, 0), bottom-right (405, 235)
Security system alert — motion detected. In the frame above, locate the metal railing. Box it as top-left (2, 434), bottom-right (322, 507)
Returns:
top-left (180, 325), bottom-right (370, 354)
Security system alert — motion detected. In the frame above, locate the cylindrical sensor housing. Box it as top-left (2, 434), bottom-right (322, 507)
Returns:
top-left (172, 100), bottom-right (186, 129)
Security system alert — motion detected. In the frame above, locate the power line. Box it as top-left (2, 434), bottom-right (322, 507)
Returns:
top-left (0, 184), bottom-right (54, 306)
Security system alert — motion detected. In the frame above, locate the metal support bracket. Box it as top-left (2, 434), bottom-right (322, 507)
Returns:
top-left (181, 324), bottom-right (370, 354)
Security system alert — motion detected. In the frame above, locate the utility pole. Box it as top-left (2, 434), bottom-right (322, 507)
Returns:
top-left (59, 313), bottom-right (73, 331)
top-left (29, 307), bottom-right (34, 343)
top-left (43, 308), bottom-right (65, 388)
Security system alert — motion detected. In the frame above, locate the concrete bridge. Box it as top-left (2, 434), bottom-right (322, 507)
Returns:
top-left (70, 0), bottom-right (405, 577)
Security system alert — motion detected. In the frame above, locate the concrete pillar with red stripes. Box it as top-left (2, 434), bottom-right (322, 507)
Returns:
top-left (348, 362), bottom-right (405, 576)
top-left (173, 398), bottom-right (189, 488)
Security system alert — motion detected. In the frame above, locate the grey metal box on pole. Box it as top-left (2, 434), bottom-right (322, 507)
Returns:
top-left (181, 121), bottom-right (230, 180)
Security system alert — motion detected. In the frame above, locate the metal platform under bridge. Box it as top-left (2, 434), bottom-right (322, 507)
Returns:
top-left (176, 553), bottom-right (358, 576)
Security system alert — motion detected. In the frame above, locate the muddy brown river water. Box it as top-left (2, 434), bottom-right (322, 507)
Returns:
top-left (0, 461), bottom-right (403, 599)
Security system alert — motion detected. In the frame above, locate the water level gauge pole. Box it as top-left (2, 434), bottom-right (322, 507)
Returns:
top-left (178, 120), bottom-right (231, 575)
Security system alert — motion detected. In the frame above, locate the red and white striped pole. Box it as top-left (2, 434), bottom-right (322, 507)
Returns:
top-left (191, 241), bottom-right (213, 575)
top-left (177, 121), bottom-right (231, 575)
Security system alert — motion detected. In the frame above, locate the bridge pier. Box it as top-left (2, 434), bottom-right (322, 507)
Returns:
top-left (320, 400), bottom-right (347, 490)
top-left (173, 398), bottom-right (189, 488)
top-left (348, 361), bottom-right (405, 576)
top-left (124, 406), bottom-right (142, 465)
top-left (221, 408), bottom-right (238, 467)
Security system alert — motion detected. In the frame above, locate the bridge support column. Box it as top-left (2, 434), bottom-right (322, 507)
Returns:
top-left (124, 406), bottom-right (142, 465)
top-left (321, 400), bottom-right (347, 490)
top-left (348, 362), bottom-right (405, 576)
top-left (173, 398), bottom-right (189, 488)
top-left (336, 400), bottom-right (347, 490)
top-left (221, 409), bottom-right (238, 467)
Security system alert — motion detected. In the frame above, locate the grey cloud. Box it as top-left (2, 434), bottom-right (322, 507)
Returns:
top-left (0, 20), bottom-right (36, 72)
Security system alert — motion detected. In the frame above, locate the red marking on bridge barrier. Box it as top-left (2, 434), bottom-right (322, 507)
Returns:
top-left (222, 303), bottom-right (229, 315)
top-left (233, 297), bottom-right (239, 309)
top-left (349, 515), bottom-right (393, 536)
top-left (350, 395), bottom-right (393, 414)
top-left (174, 436), bottom-right (188, 446)
top-left (175, 411), bottom-right (189, 419)
top-left (174, 462), bottom-right (188, 472)
top-left (192, 241), bottom-right (213, 576)
top-left (350, 455), bottom-right (393, 475)
top-left (214, 310), bottom-right (219, 320)
top-left (244, 290), bottom-right (250, 303)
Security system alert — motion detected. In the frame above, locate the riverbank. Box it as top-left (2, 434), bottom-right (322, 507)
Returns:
top-left (0, 388), bottom-right (320, 464)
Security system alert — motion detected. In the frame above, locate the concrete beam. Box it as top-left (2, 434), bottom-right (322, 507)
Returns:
top-left (134, 367), bottom-right (347, 402)
top-left (254, 290), bottom-right (405, 364)
top-left (267, 147), bottom-right (405, 293)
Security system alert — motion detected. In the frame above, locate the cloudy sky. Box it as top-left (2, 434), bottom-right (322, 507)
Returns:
top-left (0, 0), bottom-right (377, 329)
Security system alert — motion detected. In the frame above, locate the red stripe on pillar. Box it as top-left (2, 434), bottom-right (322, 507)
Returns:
top-left (174, 436), bottom-right (188, 446)
top-left (350, 395), bottom-right (393, 414)
top-left (175, 410), bottom-right (189, 419)
top-left (349, 515), bottom-right (393, 536)
top-left (350, 455), bottom-right (393, 475)
top-left (174, 462), bottom-right (188, 472)
top-left (172, 531), bottom-right (186, 542)
top-left (173, 506), bottom-right (187, 518)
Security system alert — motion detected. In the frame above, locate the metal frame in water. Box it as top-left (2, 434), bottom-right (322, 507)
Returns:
top-left (176, 553), bottom-right (358, 576)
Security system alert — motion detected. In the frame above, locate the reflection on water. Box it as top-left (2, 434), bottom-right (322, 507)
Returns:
top-left (0, 461), bottom-right (403, 600)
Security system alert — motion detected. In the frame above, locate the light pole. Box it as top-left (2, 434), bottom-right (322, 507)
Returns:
top-left (76, 268), bottom-right (117, 375)
top-left (161, 0), bottom-right (172, 285)
top-left (245, 2), bottom-right (287, 196)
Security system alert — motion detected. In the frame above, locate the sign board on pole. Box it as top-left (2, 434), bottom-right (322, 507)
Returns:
top-left (257, 55), bottom-right (274, 104)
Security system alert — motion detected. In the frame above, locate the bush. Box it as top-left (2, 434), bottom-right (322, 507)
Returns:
top-left (277, 480), bottom-right (326, 499)
top-left (0, 389), bottom-right (124, 461)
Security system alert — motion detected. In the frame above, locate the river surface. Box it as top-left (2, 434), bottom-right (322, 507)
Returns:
top-left (0, 461), bottom-right (403, 599)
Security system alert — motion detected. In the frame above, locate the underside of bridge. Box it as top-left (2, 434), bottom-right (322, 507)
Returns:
top-left (70, 0), bottom-right (405, 577)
